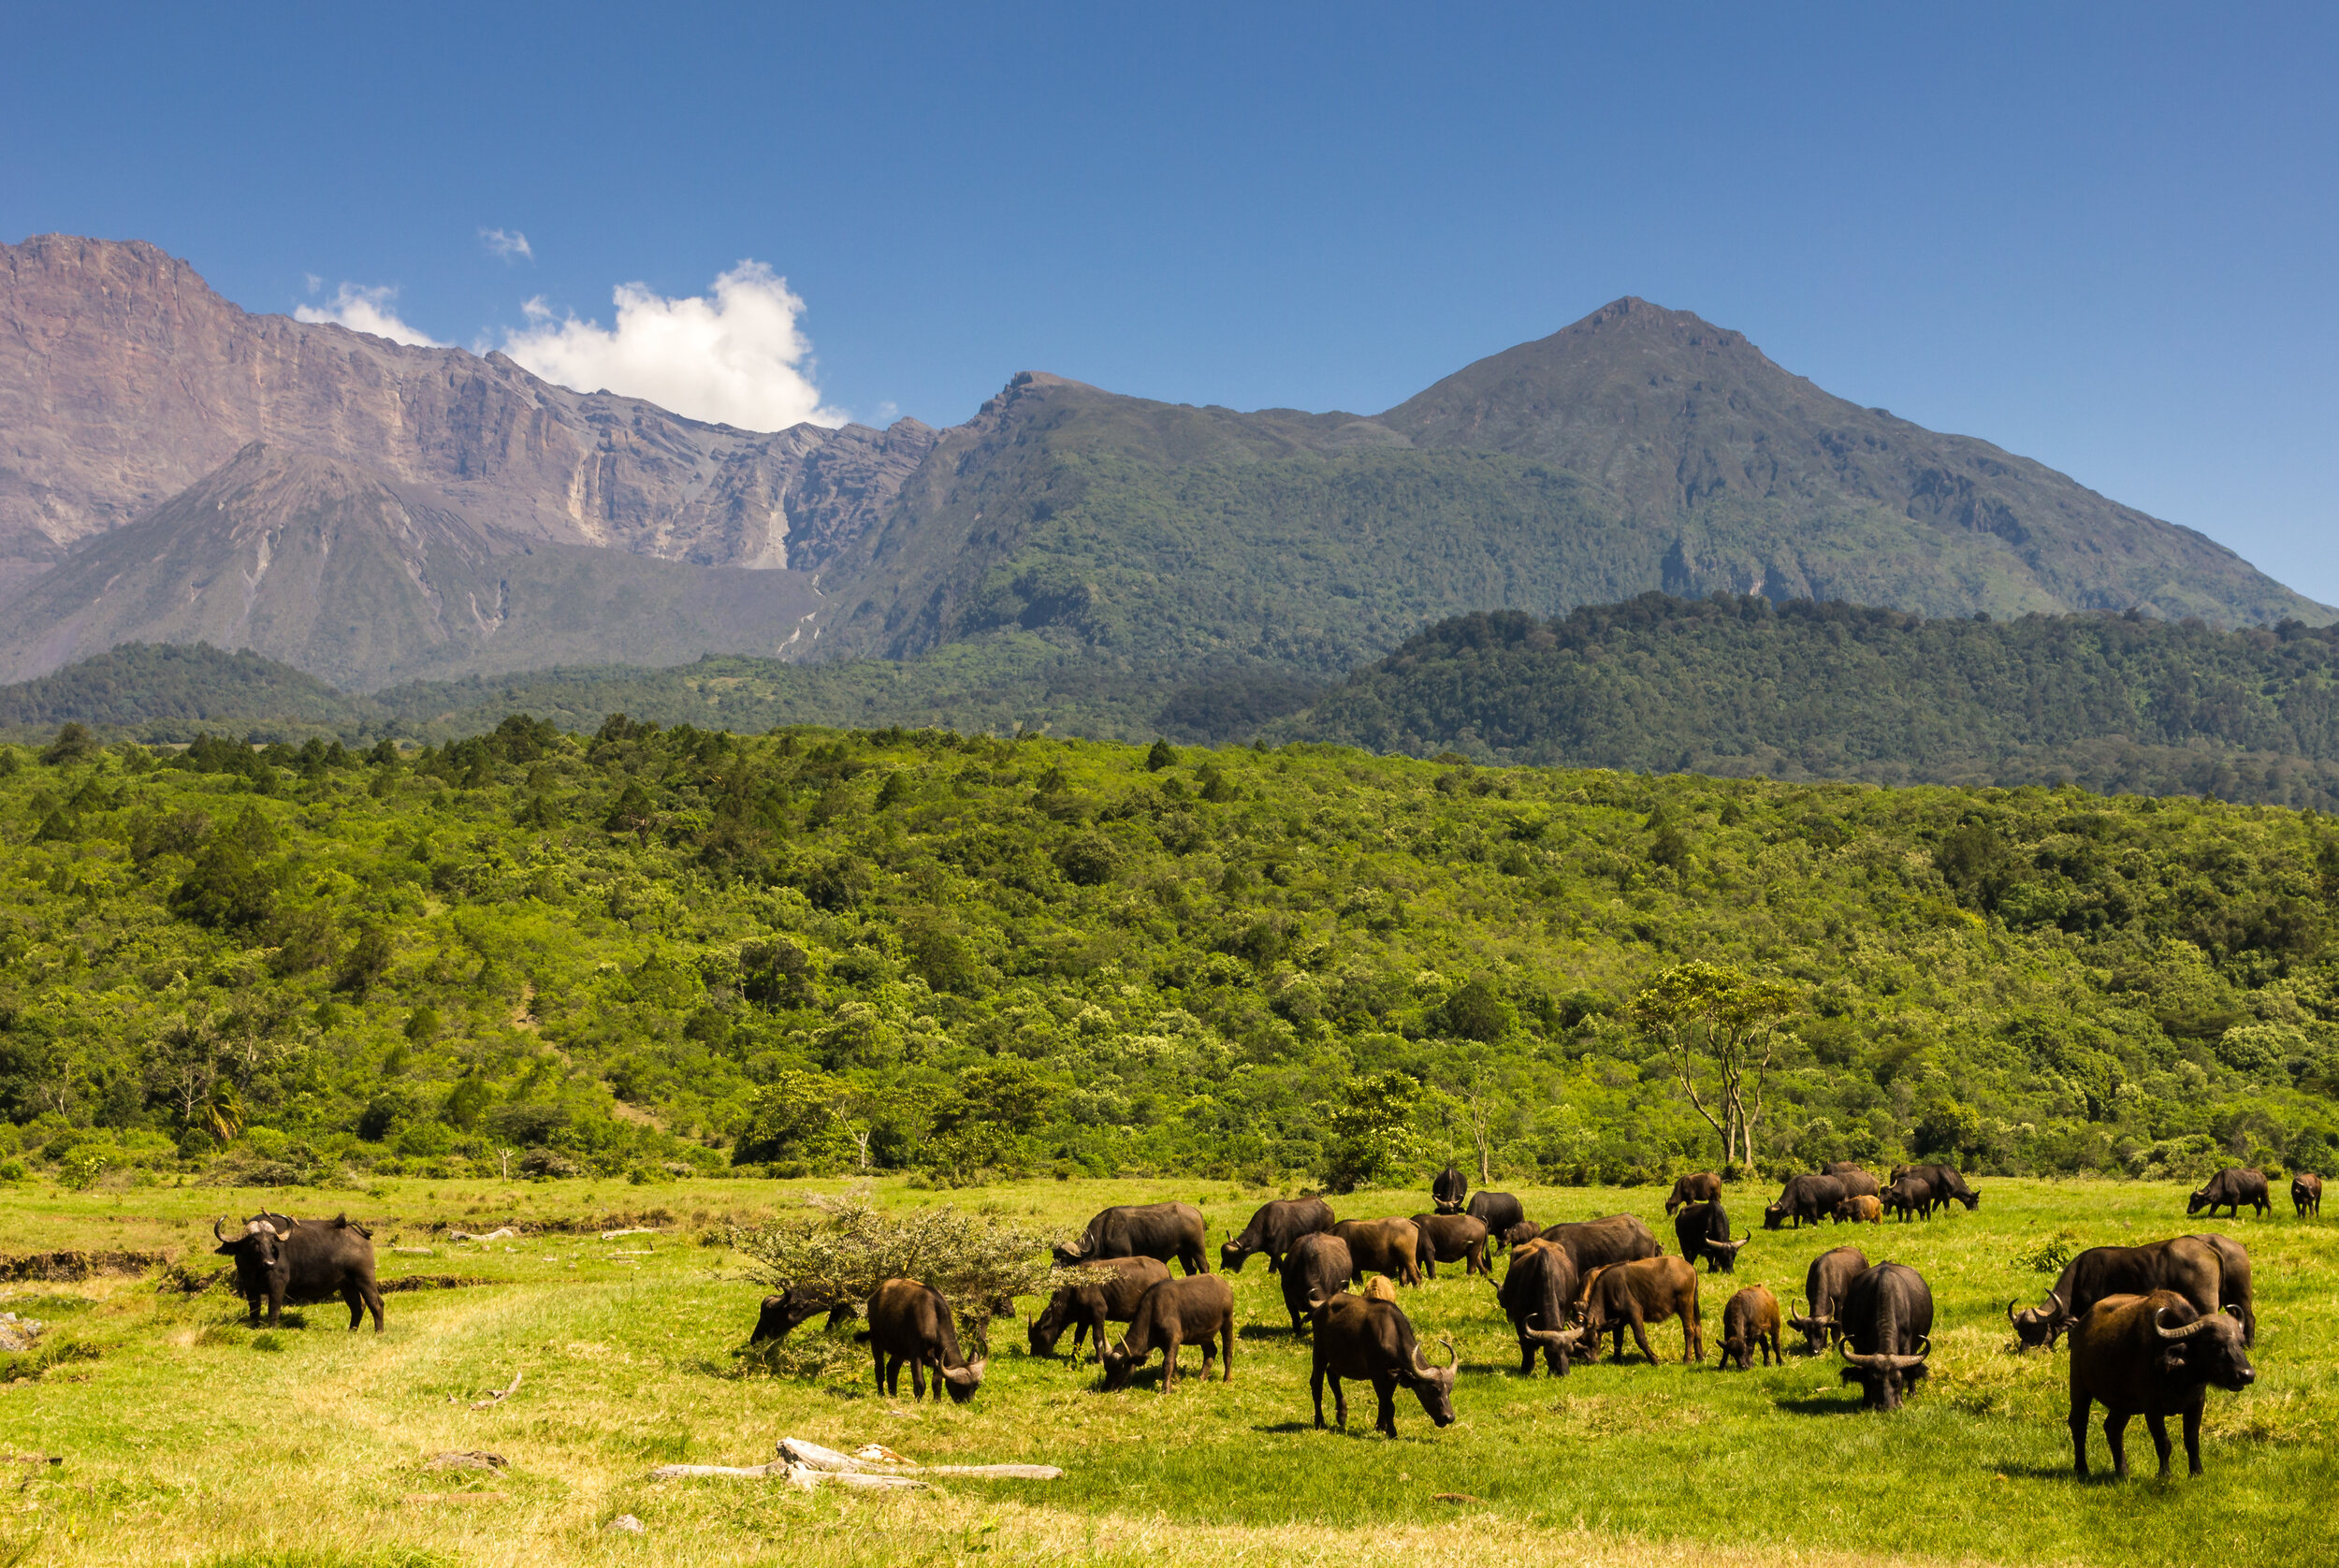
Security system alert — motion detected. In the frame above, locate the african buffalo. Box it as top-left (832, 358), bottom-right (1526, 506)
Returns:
top-left (1410, 1212), bottom-right (1491, 1278)
top-left (1465, 1191), bottom-right (1526, 1245)
top-left (2068, 1291), bottom-right (2254, 1477)
top-left (211, 1212), bottom-right (384, 1332)
top-left (1673, 1200), bottom-right (1749, 1273)
top-left (1281, 1232), bottom-right (1353, 1333)
top-left (1431, 1163), bottom-right (1469, 1214)
top-left (1664, 1171), bottom-right (1722, 1215)
top-left (1027, 1256), bottom-right (1171, 1360)
top-left (1501, 1220), bottom-right (1543, 1248)
top-left (1576, 1256), bottom-right (1702, 1365)
top-left (2187, 1168), bottom-right (2271, 1219)
top-left (2186, 1232), bottom-right (2258, 1345)
top-left (1307, 1292), bottom-right (1458, 1436)
top-left (1331, 1217), bottom-right (1422, 1287)
top-left (1787, 1246), bottom-right (1870, 1353)
top-left (2293, 1171), bottom-right (2323, 1219)
top-left (1495, 1238), bottom-right (1583, 1376)
top-left (1362, 1275), bottom-right (1398, 1302)
top-left (1832, 1195), bottom-right (1882, 1225)
top-left (1822, 1162), bottom-right (1881, 1199)
top-left (1836, 1262), bottom-right (1933, 1410)
top-left (867, 1278), bottom-right (984, 1402)
top-left (1055, 1202), bottom-right (1210, 1274)
top-left (1220, 1198), bottom-right (1335, 1274)
top-left (1099, 1274), bottom-right (1235, 1392)
top-left (1881, 1174), bottom-right (1935, 1221)
top-left (1764, 1173), bottom-right (1846, 1229)
top-left (2009, 1236), bottom-right (2225, 1351)
top-left (1892, 1163), bottom-right (1979, 1211)
top-left (1718, 1285), bottom-right (1783, 1371)
top-left (750, 1285), bottom-right (853, 1344)
top-left (1541, 1214), bottom-right (1663, 1277)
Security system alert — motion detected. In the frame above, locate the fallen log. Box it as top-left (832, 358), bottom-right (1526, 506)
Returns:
top-left (777, 1437), bottom-right (1061, 1481)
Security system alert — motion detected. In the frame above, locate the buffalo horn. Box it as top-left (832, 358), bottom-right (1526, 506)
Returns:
top-left (2155, 1308), bottom-right (2217, 1341)
top-left (1523, 1325), bottom-right (1583, 1347)
top-left (2047, 1290), bottom-right (2065, 1313)
top-left (2008, 1300), bottom-right (2019, 1325)
top-left (212, 1217), bottom-right (229, 1243)
top-left (1838, 1342), bottom-right (1927, 1371)
top-left (1715, 1237), bottom-right (1751, 1251)
top-left (258, 1220), bottom-right (281, 1238)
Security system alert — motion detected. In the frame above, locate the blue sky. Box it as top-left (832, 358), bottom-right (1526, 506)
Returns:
top-left (6, 3), bottom-right (2336, 601)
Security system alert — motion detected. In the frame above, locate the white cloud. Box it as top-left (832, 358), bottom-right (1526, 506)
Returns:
top-left (496, 261), bottom-right (842, 430)
top-left (294, 283), bottom-right (444, 347)
top-left (481, 227), bottom-right (532, 262)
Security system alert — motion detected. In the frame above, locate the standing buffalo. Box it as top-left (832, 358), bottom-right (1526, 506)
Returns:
top-left (2186, 1233), bottom-right (2258, 1346)
top-left (1465, 1191), bottom-right (1526, 1245)
top-left (1409, 1212), bottom-right (1492, 1278)
top-left (1495, 1238), bottom-right (1583, 1376)
top-left (1280, 1233), bottom-right (1353, 1334)
top-left (866, 1279), bottom-right (985, 1403)
top-left (1576, 1256), bottom-right (1702, 1365)
top-left (1665, 1171), bottom-right (1723, 1214)
top-left (2068, 1291), bottom-right (2254, 1478)
top-left (1891, 1163), bottom-right (1980, 1211)
top-left (1541, 1215), bottom-right (1663, 1277)
top-left (1099, 1275), bottom-right (1236, 1392)
top-left (1054, 1202), bottom-right (1210, 1274)
top-left (211, 1213), bottom-right (384, 1332)
top-left (1836, 1262), bottom-right (1933, 1410)
top-left (1718, 1285), bottom-right (1783, 1371)
top-left (1832, 1196), bottom-right (1882, 1225)
top-left (1431, 1163), bottom-right (1469, 1214)
top-left (1881, 1174), bottom-right (1935, 1221)
top-left (2187, 1168), bottom-right (2271, 1219)
top-left (1308, 1292), bottom-right (1458, 1436)
top-left (1028, 1256), bottom-right (1171, 1360)
top-left (1219, 1198), bottom-right (1335, 1274)
top-left (2293, 1171), bottom-right (2323, 1219)
top-left (1764, 1173), bottom-right (1847, 1229)
top-left (1822, 1162), bottom-right (1881, 1199)
top-left (1787, 1246), bottom-right (1870, 1353)
top-left (1673, 1200), bottom-right (1749, 1273)
top-left (1331, 1218), bottom-right (1422, 1287)
top-left (2009, 1237), bottom-right (2229, 1351)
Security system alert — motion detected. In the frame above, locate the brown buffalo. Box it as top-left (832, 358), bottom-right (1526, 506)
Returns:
top-left (1308, 1292), bottom-right (1458, 1436)
top-left (1362, 1275), bottom-right (1398, 1302)
top-left (1099, 1274), bottom-right (1236, 1392)
top-left (866, 1279), bottom-right (985, 1403)
top-left (1831, 1195), bottom-right (1882, 1225)
top-left (1576, 1256), bottom-right (1702, 1365)
top-left (1410, 1212), bottom-right (1491, 1278)
top-left (1822, 1162), bottom-right (1882, 1198)
top-left (1331, 1218), bottom-right (1422, 1287)
top-left (1664, 1171), bottom-right (1722, 1214)
top-left (1541, 1214), bottom-right (1663, 1277)
top-left (1027, 1256), bottom-right (1171, 1360)
top-left (2068, 1290), bottom-right (2254, 1477)
top-left (1718, 1285), bottom-right (1783, 1371)
top-left (2292, 1171), bottom-right (2323, 1219)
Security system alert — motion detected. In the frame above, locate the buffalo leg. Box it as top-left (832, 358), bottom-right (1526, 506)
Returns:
top-left (1310, 1363), bottom-right (1329, 1428)
top-left (2145, 1414), bottom-right (2173, 1477)
top-left (1219, 1318), bottom-right (1234, 1382)
top-left (1164, 1330), bottom-right (1183, 1393)
top-left (873, 1346), bottom-right (887, 1395)
top-left (2069, 1394), bottom-right (2092, 1476)
top-left (2182, 1404), bottom-right (2204, 1475)
top-left (1762, 1328), bottom-right (1780, 1367)
top-left (341, 1283), bottom-right (364, 1330)
top-left (1516, 1333), bottom-right (1535, 1375)
top-left (2103, 1413), bottom-right (2130, 1478)
top-left (1372, 1373), bottom-right (1399, 1438)
top-left (1627, 1310), bottom-right (1658, 1366)
top-left (910, 1357), bottom-right (929, 1400)
top-left (266, 1285), bottom-right (285, 1328)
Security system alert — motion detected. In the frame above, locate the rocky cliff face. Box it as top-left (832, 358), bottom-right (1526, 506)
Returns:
top-left (0, 235), bottom-right (935, 589)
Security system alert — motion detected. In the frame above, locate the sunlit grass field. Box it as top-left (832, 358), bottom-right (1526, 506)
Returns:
top-left (0, 1173), bottom-right (2329, 1567)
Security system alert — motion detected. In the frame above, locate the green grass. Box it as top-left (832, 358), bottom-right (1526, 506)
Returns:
top-left (0, 1172), bottom-right (2327, 1565)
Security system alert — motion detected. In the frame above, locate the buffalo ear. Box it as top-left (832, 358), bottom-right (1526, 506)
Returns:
top-left (213, 1242), bottom-right (240, 1256)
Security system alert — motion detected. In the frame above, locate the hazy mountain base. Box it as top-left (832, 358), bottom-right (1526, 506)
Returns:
top-left (1, 721), bottom-right (2333, 1199)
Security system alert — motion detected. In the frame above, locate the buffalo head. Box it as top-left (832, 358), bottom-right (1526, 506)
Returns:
top-left (1051, 1236), bottom-right (1095, 1267)
top-left (1838, 1335), bottom-right (1930, 1411)
top-left (213, 1214), bottom-right (285, 1267)
top-left (935, 1357), bottom-right (986, 1403)
top-left (1786, 1299), bottom-right (1834, 1355)
top-left (2155, 1304), bottom-right (2255, 1392)
top-left (1704, 1236), bottom-right (1751, 1273)
top-left (1402, 1332), bottom-right (1460, 1426)
top-left (1762, 1202), bottom-right (1787, 1231)
top-left (2008, 1294), bottom-right (2066, 1351)
top-left (2185, 1187), bottom-right (2213, 1215)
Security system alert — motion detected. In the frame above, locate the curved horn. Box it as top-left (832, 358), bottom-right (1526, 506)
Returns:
top-left (1304, 1288), bottom-right (1328, 1311)
top-left (2008, 1300), bottom-right (2019, 1325)
top-left (1838, 1343), bottom-right (1884, 1369)
top-left (2047, 1290), bottom-right (2065, 1314)
top-left (2156, 1308), bottom-right (2216, 1341)
top-left (1523, 1325), bottom-right (1585, 1347)
top-left (1436, 1332), bottom-right (1459, 1369)
top-left (258, 1221), bottom-right (282, 1238)
top-left (1715, 1237), bottom-right (1751, 1251)
top-left (213, 1217), bottom-right (229, 1243)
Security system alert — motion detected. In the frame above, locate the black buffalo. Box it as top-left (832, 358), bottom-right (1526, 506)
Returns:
top-left (2009, 1236), bottom-right (2225, 1351)
top-left (1431, 1163), bottom-right (1469, 1214)
top-left (1219, 1198), bottom-right (1335, 1274)
top-left (1892, 1163), bottom-right (1980, 1211)
top-left (1028, 1256), bottom-right (1171, 1360)
top-left (1307, 1292), bottom-right (1458, 1436)
top-left (2068, 1291), bottom-right (2255, 1478)
top-left (1465, 1191), bottom-right (1526, 1245)
top-left (1280, 1232), bottom-right (1354, 1334)
top-left (1540, 1214), bottom-right (1663, 1279)
top-left (1495, 1239), bottom-right (1583, 1376)
top-left (866, 1278), bottom-right (984, 1402)
top-left (1410, 1212), bottom-right (1491, 1278)
top-left (1764, 1173), bottom-right (1846, 1229)
top-left (750, 1285), bottom-right (854, 1344)
top-left (1098, 1275), bottom-right (1236, 1392)
top-left (1836, 1262), bottom-right (1933, 1410)
top-left (212, 1212), bottom-right (384, 1331)
top-left (1054, 1202), bottom-right (1210, 1274)
top-left (1501, 1220), bottom-right (1543, 1248)
top-left (1673, 1200), bottom-right (1749, 1273)
top-left (1881, 1173), bottom-right (1935, 1221)
top-left (2186, 1168), bottom-right (2271, 1219)
top-left (1787, 1245), bottom-right (1870, 1353)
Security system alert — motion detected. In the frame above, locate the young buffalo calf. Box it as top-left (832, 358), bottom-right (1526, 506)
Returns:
top-left (1099, 1274), bottom-right (1235, 1392)
top-left (1576, 1256), bottom-right (1702, 1365)
top-left (866, 1278), bottom-right (985, 1403)
top-left (2069, 1289), bottom-right (2254, 1478)
top-left (1717, 1286), bottom-right (1783, 1370)
top-left (1831, 1195), bottom-right (1882, 1225)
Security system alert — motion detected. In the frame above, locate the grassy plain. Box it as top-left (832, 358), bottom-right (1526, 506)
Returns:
top-left (0, 1173), bottom-right (2329, 1568)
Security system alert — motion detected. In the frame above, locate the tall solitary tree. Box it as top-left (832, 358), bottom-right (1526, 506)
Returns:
top-left (1627, 962), bottom-right (1798, 1177)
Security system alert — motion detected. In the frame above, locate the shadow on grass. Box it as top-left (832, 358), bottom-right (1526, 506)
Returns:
top-left (1236, 1324), bottom-right (1301, 1342)
top-left (1771, 1393), bottom-right (1863, 1416)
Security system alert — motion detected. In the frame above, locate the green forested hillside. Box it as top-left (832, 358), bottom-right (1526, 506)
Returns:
top-left (1282, 596), bottom-right (2339, 809)
top-left (2, 718), bottom-right (2333, 1191)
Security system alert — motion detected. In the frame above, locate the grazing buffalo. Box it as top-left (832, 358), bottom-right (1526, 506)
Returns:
top-left (2186, 1233), bottom-right (2258, 1346)
top-left (1331, 1218), bottom-right (1423, 1287)
top-left (1501, 1220), bottom-right (1543, 1248)
top-left (1881, 1174), bottom-right (1935, 1221)
top-left (1673, 1200), bottom-right (1750, 1273)
top-left (1028, 1256), bottom-right (1171, 1360)
top-left (1496, 1238), bottom-right (1584, 1376)
top-left (750, 1285), bottom-right (853, 1344)
top-left (2294, 1171), bottom-right (2323, 1219)
top-left (2009, 1237), bottom-right (2226, 1351)
top-left (2187, 1168), bottom-right (2271, 1219)
top-left (1220, 1198), bottom-right (1335, 1274)
top-left (1362, 1275), bottom-right (1398, 1302)
top-left (1836, 1262), bottom-right (1933, 1410)
top-left (1576, 1256), bottom-right (1702, 1365)
top-left (1891, 1163), bottom-right (1980, 1211)
top-left (1465, 1191), bottom-right (1526, 1245)
top-left (1099, 1275), bottom-right (1236, 1392)
top-left (1718, 1285), bottom-right (1783, 1371)
top-left (1410, 1212), bottom-right (1492, 1278)
top-left (1431, 1163), bottom-right (1469, 1214)
top-left (1280, 1232), bottom-right (1353, 1334)
top-left (1541, 1214), bottom-right (1663, 1277)
top-left (211, 1212), bottom-right (384, 1332)
top-left (1055, 1202), bottom-right (1210, 1274)
top-left (1308, 1292), bottom-right (1458, 1436)
top-left (1787, 1246), bottom-right (1870, 1353)
top-left (867, 1279), bottom-right (985, 1402)
top-left (1832, 1195), bottom-right (1883, 1225)
top-left (1664, 1171), bottom-right (1722, 1215)
top-left (2068, 1291), bottom-right (2254, 1478)
top-left (1764, 1173), bottom-right (1847, 1229)
top-left (1822, 1162), bottom-right (1881, 1199)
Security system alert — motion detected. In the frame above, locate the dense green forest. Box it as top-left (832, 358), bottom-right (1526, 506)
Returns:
top-left (1279, 595), bottom-right (2339, 809)
top-left (1, 714), bottom-right (2333, 1191)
